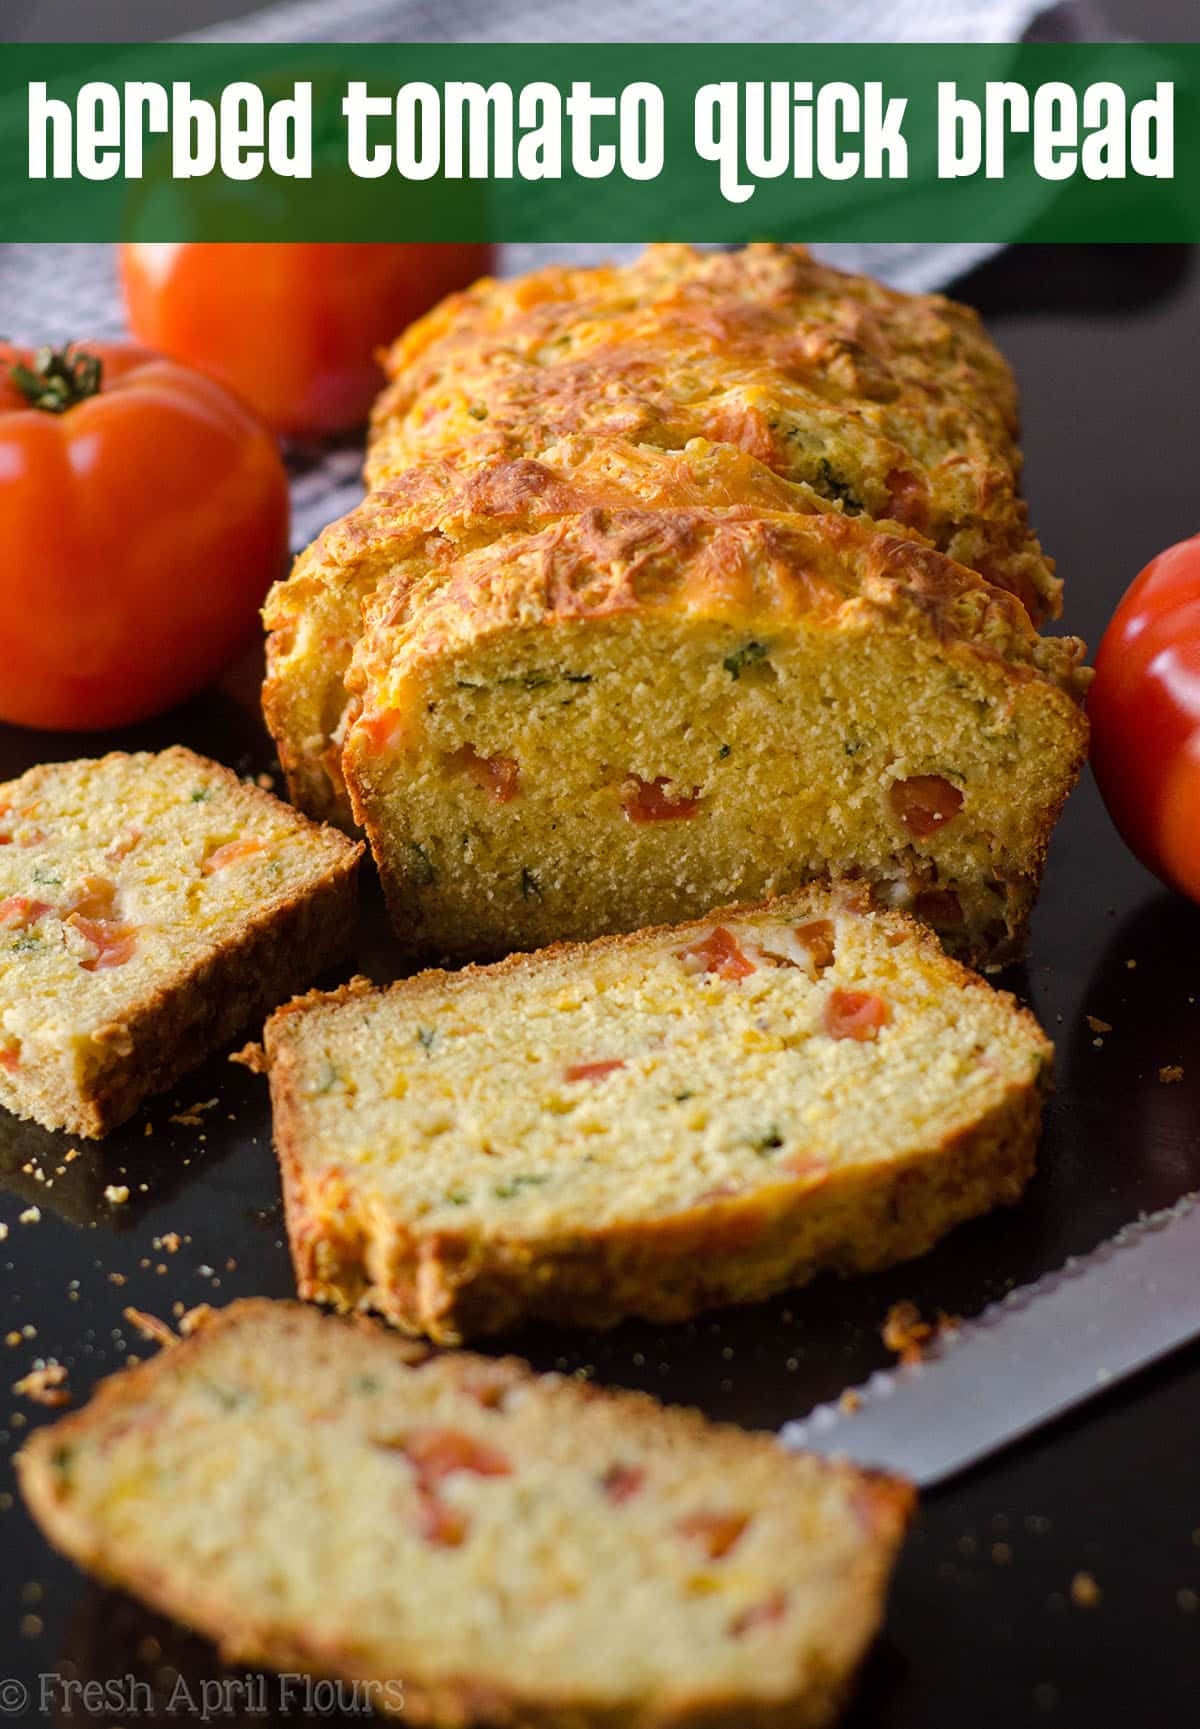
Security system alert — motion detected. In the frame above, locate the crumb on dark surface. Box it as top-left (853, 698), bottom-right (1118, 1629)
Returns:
top-left (12, 1363), bottom-right (70, 1407)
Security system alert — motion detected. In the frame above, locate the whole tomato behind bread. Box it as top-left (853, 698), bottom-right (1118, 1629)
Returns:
top-left (1090, 533), bottom-right (1200, 903)
top-left (0, 341), bottom-right (289, 731)
top-left (120, 243), bottom-right (494, 437)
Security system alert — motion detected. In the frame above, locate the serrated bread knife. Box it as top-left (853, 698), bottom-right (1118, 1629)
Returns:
top-left (780, 1194), bottom-right (1200, 1488)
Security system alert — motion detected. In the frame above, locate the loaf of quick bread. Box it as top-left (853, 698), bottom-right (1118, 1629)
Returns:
top-left (18, 1299), bottom-right (914, 1729)
top-left (258, 886), bottom-right (1052, 1343)
top-left (261, 244), bottom-right (1087, 964)
top-left (0, 749), bottom-right (360, 1136)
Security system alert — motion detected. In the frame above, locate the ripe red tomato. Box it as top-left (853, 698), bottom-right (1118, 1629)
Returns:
top-left (119, 243), bottom-right (494, 437)
top-left (1090, 534), bottom-right (1200, 903)
top-left (0, 340), bottom-right (289, 732)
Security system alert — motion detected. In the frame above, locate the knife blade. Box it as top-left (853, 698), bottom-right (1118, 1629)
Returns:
top-left (779, 1192), bottom-right (1200, 1488)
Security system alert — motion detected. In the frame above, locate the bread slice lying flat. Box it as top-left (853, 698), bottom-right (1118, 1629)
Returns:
top-left (18, 1299), bottom-right (914, 1729)
top-left (342, 506), bottom-right (1086, 967)
top-left (260, 887), bottom-right (1051, 1343)
top-left (0, 749), bottom-right (360, 1136)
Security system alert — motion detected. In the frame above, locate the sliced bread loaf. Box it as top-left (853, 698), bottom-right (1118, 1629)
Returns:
top-left (259, 887), bottom-right (1051, 1343)
top-left (0, 748), bottom-right (361, 1136)
top-left (18, 1298), bottom-right (914, 1729)
top-left (342, 507), bottom-right (1087, 966)
top-left (370, 243), bottom-right (1059, 623)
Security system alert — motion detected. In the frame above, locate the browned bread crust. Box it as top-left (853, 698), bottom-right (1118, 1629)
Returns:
top-left (371, 244), bottom-right (1057, 622)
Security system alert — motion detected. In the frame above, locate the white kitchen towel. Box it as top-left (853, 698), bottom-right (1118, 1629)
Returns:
top-left (1, 0), bottom-right (1091, 542)
top-left (194, 0), bottom-right (1068, 47)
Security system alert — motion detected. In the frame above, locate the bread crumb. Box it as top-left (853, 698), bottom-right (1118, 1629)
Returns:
top-left (992, 1541), bottom-right (1012, 1564)
top-left (13, 1363), bottom-right (70, 1407)
top-left (154, 1232), bottom-right (181, 1253)
top-left (178, 1303), bottom-right (216, 1336)
top-left (103, 1184), bottom-right (130, 1205)
top-left (882, 1300), bottom-right (932, 1365)
top-left (123, 1307), bottom-right (177, 1349)
top-left (229, 1040), bottom-right (267, 1073)
top-left (5, 1332), bottom-right (20, 1348)
top-left (881, 1301), bottom-right (958, 1366)
top-left (168, 1097), bottom-right (219, 1128)
top-left (1158, 1065), bottom-right (1183, 1085)
top-left (1071, 1570), bottom-right (1101, 1608)
top-left (19, 1613), bottom-right (42, 1638)
top-left (1086, 1016), bottom-right (1113, 1035)
top-left (107, 1271), bottom-right (126, 1286)
top-left (0, 1222), bottom-right (7, 1242)
top-left (18, 1206), bottom-right (40, 1225)
top-left (839, 1389), bottom-right (862, 1414)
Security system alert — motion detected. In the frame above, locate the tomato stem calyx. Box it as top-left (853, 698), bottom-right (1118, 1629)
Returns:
top-left (8, 344), bottom-right (103, 414)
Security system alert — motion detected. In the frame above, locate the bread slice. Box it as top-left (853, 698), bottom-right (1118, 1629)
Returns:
top-left (370, 243), bottom-right (1059, 623)
top-left (262, 434), bottom-right (923, 829)
top-left (341, 506), bottom-right (1087, 967)
top-left (0, 748), bottom-right (361, 1137)
top-left (17, 1298), bottom-right (914, 1729)
top-left (259, 886), bottom-right (1051, 1343)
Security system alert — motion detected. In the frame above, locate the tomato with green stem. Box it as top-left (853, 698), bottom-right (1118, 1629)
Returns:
top-left (0, 340), bottom-right (289, 732)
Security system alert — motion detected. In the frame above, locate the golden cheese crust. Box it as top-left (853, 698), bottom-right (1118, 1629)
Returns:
top-left (349, 506), bottom-right (1085, 707)
top-left (370, 244), bottom-right (1058, 622)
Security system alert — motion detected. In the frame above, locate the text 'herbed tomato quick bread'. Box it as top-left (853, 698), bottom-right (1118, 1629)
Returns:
top-left (18, 1299), bottom-right (914, 1729)
top-left (0, 749), bottom-right (361, 1137)
top-left (261, 245), bottom-right (1089, 966)
top-left (257, 888), bottom-right (1052, 1343)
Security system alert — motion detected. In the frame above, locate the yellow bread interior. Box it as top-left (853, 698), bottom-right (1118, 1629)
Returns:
top-left (18, 1299), bottom-right (913, 1728)
top-left (267, 889), bottom-right (1050, 1243)
top-left (343, 512), bottom-right (1087, 965)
